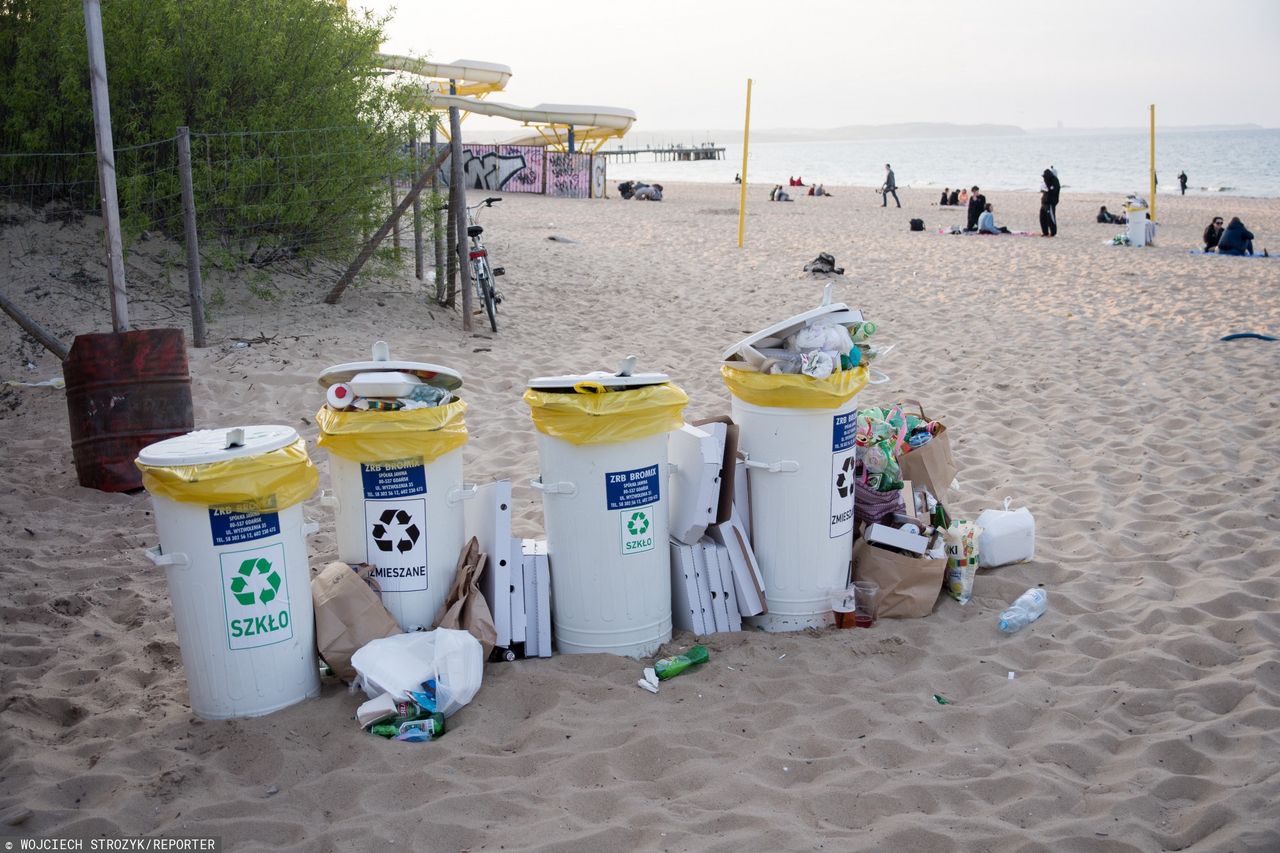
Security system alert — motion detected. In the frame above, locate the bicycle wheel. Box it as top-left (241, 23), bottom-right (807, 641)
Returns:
top-left (473, 259), bottom-right (498, 333)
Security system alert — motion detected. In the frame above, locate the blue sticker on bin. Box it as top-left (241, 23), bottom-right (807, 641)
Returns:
top-left (361, 458), bottom-right (427, 500)
top-left (832, 411), bottom-right (858, 453)
top-left (209, 508), bottom-right (280, 546)
top-left (605, 464), bottom-right (661, 510)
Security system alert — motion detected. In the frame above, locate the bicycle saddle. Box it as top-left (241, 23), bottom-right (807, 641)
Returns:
top-left (467, 225), bottom-right (484, 238)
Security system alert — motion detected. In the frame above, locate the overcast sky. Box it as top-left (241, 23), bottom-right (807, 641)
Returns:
top-left (357, 0), bottom-right (1280, 133)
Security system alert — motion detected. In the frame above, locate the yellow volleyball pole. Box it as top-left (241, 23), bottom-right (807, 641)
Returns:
top-left (737, 78), bottom-right (752, 248)
top-left (1149, 104), bottom-right (1156, 227)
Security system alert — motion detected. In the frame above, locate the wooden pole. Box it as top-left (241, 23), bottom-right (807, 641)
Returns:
top-left (388, 174), bottom-right (401, 257)
top-left (411, 134), bottom-right (424, 281)
top-left (0, 292), bottom-right (70, 361)
top-left (431, 123), bottom-right (445, 303)
top-left (449, 101), bottom-right (472, 331)
top-left (176, 127), bottom-right (207, 347)
top-left (737, 78), bottom-right (753, 248)
top-left (82, 0), bottom-right (129, 331)
top-left (323, 146), bottom-right (451, 304)
top-left (1149, 104), bottom-right (1157, 229)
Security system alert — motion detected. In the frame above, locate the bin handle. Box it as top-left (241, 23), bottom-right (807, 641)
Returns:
top-left (448, 483), bottom-right (479, 506)
top-left (530, 477), bottom-right (577, 496)
top-left (743, 456), bottom-right (800, 474)
top-left (143, 545), bottom-right (190, 569)
top-left (319, 488), bottom-right (339, 510)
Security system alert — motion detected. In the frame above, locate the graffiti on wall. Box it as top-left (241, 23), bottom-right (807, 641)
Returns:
top-left (547, 153), bottom-right (590, 198)
top-left (590, 155), bottom-right (606, 199)
top-left (430, 144), bottom-right (595, 198)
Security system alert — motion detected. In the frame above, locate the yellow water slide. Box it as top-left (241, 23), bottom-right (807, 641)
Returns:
top-left (379, 54), bottom-right (636, 153)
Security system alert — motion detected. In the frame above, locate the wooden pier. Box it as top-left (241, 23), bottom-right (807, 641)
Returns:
top-left (599, 144), bottom-right (725, 163)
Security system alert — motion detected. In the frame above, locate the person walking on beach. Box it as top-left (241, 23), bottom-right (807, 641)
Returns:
top-left (1039, 167), bottom-right (1060, 237)
top-left (881, 164), bottom-right (900, 208)
top-left (1178, 171), bottom-right (1188, 195)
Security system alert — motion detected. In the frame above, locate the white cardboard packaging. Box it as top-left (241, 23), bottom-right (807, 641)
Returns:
top-left (669, 541), bottom-right (710, 635)
top-left (465, 481), bottom-right (512, 647)
top-left (668, 424), bottom-right (723, 545)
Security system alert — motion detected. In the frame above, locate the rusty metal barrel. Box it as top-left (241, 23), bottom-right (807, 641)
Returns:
top-left (63, 329), bottom-right (194, 492)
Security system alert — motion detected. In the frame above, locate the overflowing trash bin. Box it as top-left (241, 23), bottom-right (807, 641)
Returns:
top-left (316, 342), bottom-right (470, 631)
top-left (136, 425), bottom-right (321, 719)
top-left (721, 291), bottom-right (871, 631)
top-left (524, 359), bottom-right (688, 657)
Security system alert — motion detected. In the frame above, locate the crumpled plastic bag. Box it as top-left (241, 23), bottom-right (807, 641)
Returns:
top-left (351, 628), bottom-right (484, 717)
top-left (800, 350), bottom-right (835, 379)
top-left (790, 322), bottom-right (853, 356)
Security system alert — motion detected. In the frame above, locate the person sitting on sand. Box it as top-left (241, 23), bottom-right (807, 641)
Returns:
top-left (808, 185), bottom-right (816, 196)
top-left (1216, 217), bottom-right (1254, 255)
top-left (776, 185), bottom-right (792, 202)
top-left (634, 183), bottom-right (663, 201)
top-left (940, 188), bottom-right (951, 206)
top-left (1097, 205), bottom-right (1128, 225)
top-left (957, 188), bottom-right (967, 206)
top-left (1203, 216), bottom-right (1225, 252)
top-left (815, 184), bottom-right (831, 197)
top-left (977, 202), bottom-right (1011, 234)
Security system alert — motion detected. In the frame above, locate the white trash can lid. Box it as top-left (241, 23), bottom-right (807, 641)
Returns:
top-left (137, 425), bottom-right (300, 467)
top-left (318, 341), bottom-right (462, 391)
top-left (721, 302), bottom-right (864, 362)
top-left (529, 356), bottom-right (669, 391)
top-left (528, 371), bottom-right (670, 391)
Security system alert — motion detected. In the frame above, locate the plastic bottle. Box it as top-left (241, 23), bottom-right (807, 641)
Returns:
top-left (654, 645), bottom-right (709, 680)
top-left (997, 588), bottom-right (1048, 634)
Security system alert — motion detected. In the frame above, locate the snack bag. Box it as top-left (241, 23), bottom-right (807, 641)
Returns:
top-left (944, 520), bottom-right (981, 604)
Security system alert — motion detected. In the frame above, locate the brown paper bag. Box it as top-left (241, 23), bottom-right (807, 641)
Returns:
top-left (896, 399), bottom-right (958, 499)
top-left (852, 538), bottom-right (946, 619)
top-left (433, 537), bottom-right (498, 658)
top-left (311, 561), bottom-right (402, 682)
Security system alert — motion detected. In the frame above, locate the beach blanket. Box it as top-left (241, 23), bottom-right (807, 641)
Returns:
top-left (937, 226), bottom-right (1036, 237)
top-left (1185, 249), bottom-right (1274, 260)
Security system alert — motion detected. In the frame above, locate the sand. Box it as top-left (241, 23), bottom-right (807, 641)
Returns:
top-left (1, 182), bottom-right (1279, 852)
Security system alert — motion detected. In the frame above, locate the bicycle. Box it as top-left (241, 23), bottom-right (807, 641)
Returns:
top-left (435, 196), bottom-right (505, 332)
top-left (464, 196), bottom-right (504, 333)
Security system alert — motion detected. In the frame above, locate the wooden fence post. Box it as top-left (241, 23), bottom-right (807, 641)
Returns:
top-left (176, 127), bottom-right (207, 347)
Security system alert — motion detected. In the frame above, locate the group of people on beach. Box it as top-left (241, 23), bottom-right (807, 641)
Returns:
top-left (1203, 216), bottom-right (1258, 255)
top-left (617, 180), bottom-right (663, 201)
top-left (770, 181), bottom-right (830, 201)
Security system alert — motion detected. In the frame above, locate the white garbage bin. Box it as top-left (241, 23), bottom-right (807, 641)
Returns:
top-left (721, 299), bottom-right (869, 631)
top-left (136, 425), bottom-right (321, 719)
top-left (524, 365), bottom-right (688, 658)
top-left (316, 345), bottom-right (470, 631)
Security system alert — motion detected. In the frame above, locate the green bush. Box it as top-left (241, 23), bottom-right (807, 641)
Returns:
top-left (0, 0), bottom-right (433, 260)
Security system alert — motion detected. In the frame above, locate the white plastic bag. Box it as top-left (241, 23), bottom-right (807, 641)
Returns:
top-left (351, 628), bottom-right (484, 717)
top-left (975, 498), bottom-right (1036, 568)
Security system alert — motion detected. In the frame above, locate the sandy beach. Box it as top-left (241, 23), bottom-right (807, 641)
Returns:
top-left (2, 181), bottom-right (1279, 851)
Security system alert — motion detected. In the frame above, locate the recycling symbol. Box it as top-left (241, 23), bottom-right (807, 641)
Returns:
top-left (372, 508), bottom-right (421, 553)
top-left (835, 455), bottom-right (856, 498)
top-left (627, 511), bottom-right (650, 536)
top-left (229, 557), bottom-right (281, 606)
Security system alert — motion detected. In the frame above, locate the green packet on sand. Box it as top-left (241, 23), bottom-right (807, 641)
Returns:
top-left (655, 645), bottom-right (709, 680)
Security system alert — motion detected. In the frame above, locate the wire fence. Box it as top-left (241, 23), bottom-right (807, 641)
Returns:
top-left (1, 126), bottom-right (442, 318)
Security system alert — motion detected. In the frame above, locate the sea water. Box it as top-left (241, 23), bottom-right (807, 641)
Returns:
top-left (606, 128), bottom-right (1280, 198)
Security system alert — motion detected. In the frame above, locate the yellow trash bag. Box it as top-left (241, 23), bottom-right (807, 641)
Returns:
top-left (315, 400), bottom-right (468, 464)
top-left (524, 383), bottom-right (688, 446)
top-left (721, 364), bottom-right (868, 409)
top-left (136, 437), bottom-right (319, 511)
